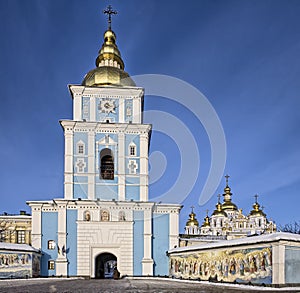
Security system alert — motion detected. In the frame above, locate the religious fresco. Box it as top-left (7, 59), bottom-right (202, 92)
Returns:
top-left (0, 252), bottom-right (33, 278)
top-left (170, 246), bottom-right (272, 284)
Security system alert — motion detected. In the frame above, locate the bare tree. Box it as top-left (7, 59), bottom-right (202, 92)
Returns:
top-left (278, 221), bottom-right (300, 234)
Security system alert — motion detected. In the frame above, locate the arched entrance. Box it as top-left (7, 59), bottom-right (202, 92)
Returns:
top-left (95, 252), bottom-right (117, 279)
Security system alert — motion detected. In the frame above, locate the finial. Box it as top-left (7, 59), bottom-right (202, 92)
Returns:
top-left (217, 194), bottom-right (221, 203)
top-left (191, 205), bottom-right (195, 213)
top-left (205, 209), bottom-right (209, 216)
top-left (103, 5), bottom-right (117, 30)
top-left (225, 174), bottom-right (230, 186)
top-left (254, 194), bottom-right (258, 203)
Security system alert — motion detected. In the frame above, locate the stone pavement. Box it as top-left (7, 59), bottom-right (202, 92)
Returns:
top-left (0, 277), bottom-right (299, 293)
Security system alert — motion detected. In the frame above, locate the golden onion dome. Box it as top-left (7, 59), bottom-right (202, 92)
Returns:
top-left (212, 201), bottom-right (227, 216)
top-left (222, 201), bottom-right (238, 211)
top-left (186, 208), bottom-right (199, 227)
top-left (82, 29), bottom-right (135, 87)
top-left (221, 175), bottom-right (238, 211)
top-left (249, 201), bottom-right (266, 217)
top-left (201, 215), bottom-right (211, 227)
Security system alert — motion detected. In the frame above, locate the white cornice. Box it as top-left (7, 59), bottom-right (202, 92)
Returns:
top-left (68, 84), bottom-right (144, 99)
top-left (59, 120), bottom-right (151, 134)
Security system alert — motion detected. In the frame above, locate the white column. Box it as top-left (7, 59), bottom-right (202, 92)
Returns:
top-left (118, 133), bottom-right (125, 200)
top-left (142, 208), bottom-right (153, 275)
top-left (73, 95), bottom-right (82, 121)
top-left (272, 242), bottom-right (286, 284)
top-left (119, 97), bottom-right (125, 123)
top-left (88, 130), bottom-right (95, 199)
top-left (90, 97), bottom-right (96, 121)
top-left (133, 98), bottom-right (141, 123)
top-left (56, 205), bottom-right (68, 276)
top-left (64, 129), bottom-right (74, 199)
top-left (31, 206), bottom-right (42, 250)
top-left (140, 134), bottom-right (149, 201)
top-left (169, 210), bottom-right (179, 249)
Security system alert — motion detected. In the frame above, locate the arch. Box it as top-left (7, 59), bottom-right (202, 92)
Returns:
top-left (100, 148), bottom-right (114, 180)
top-left (118, 211), bottom-right (126, 221)
top-left (84, 210), bottom-right (91, 221)
top-left (95, 252), bottom-right (117, 279)
top-left (100, 209), bottom-right (110, 222)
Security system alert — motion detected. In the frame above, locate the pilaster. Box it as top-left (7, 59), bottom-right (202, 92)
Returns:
top-left (118, 132), bottom-right (125, 200)
top-left (169, 211), bottom-right (179, 249)
top-left (56, 206), bottom-right (68, 276)
top-left (88, 131), bottom-right (95, 199)
top-left (73, 95), bottom-right (82, 121)
top-left (272, 242), bottom-right (286, 284)
top-left (64, 128), bottom-right (74, 199)
top-left (31, 207), bottom-right (42, 249)
top-left (140, 134), bottom-right (149, 201)
top-left (142, 208), bottom-right (153, 275)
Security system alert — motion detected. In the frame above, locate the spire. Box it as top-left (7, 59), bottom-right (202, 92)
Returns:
top-left (249, 194), bottom-right (266, 217)
top-left (201, 209), bottom-right (211, 227)
top-left (185, 206), bottom-right (199, 227)
top-left (82, 5), bottom-right (135, 87)
top-left (97, 5), bottom-right (124, 69)
top-left (221, 174), bottom-right (238, 211)
top-left (212, 194), bottom-right (226, 216)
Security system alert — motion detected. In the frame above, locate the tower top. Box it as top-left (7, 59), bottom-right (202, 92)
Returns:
top-left (82, 5), bottom-right (135, 87)
top-left (103, 5), bottom-right (117, 30)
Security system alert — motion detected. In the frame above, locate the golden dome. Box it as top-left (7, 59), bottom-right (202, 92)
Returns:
top-left (186, 208), bottom-right (199, 227)
top-left (212, 201), bottom-right (227, 216)
top-left (221, 175), bottom-right (238, 211)
top-left (82, 29), bottom-right (135, 87)
top-left (201, 215), bottom-right (211, 227)
top-left (249, 197), bottom-right (266, 217)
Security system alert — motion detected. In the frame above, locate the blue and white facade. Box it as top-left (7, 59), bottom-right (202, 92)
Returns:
top-left (27, 25), bottom-right (181, 277)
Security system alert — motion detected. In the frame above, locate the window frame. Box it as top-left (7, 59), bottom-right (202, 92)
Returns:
top-left (48, 260), bottom-right (55, 270)
top-left (17, 230), bottom-right (26, 244)
top-left (48, 240), bottom-right (56, 250)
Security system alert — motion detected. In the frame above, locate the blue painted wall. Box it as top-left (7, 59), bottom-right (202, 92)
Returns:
top-left (67, 209), bottom-right (78, 276)
top-left (133, 211), bottom-right (144, 275)
top-left (152, 213), bottom-right (169, 276)
top-left (125, 185), bottom-right (140, 201)
top-left (41, 212), bottom-right (58, 276)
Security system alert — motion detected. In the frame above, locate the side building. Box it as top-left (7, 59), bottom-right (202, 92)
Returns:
top-left (27, 13), bottom-right (181, 278)
top-left (180, 176), bottom-right (276, 246)
top-left (0, 211), bottom-right (31, 245)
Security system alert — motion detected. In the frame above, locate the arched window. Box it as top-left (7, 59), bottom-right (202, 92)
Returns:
top-left (118, 211), bottom-right (126, 221)
top-left (100, 148), bottom-right (114, 180)
top-left (101, 210), bottom-right (110, 222)
top-left (129, 143), bottom-right (136, 156)
top-left (77, 140), bottom-right (85, 155)
top-left (84, 211), bottom-right (91, 221)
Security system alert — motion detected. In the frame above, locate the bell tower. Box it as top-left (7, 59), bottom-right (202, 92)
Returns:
top-left (60, 7), bottom-right (151, 202)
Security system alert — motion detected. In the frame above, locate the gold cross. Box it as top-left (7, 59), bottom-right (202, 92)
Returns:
top-left (225, 174), bottom-right (230, 186)
top-left (103, 5), bottom-right (117, 30)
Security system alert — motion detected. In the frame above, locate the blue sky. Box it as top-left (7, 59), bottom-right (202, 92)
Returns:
top-left (0, 0), bottom-right (299, 232)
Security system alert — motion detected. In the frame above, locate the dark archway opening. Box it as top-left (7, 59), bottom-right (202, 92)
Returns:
top-left (95, 253), bottom-right (117, 279)
top-left (100, 148), bottom-right (114, 180)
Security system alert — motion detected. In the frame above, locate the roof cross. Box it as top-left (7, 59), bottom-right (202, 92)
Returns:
top-left (254, 194), bottom-right (259, 203)
top-left (190, 206), bottom-right (195, 213)
top-left (225, 174), bottom-right (230, 186)
top-left (103, 5), bottom-right (117, 30)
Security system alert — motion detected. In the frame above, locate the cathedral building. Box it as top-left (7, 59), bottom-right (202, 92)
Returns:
top-left (182, 176), bottom-right (276, 245)
top-left (27, 7), bottom-right (181, 278)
